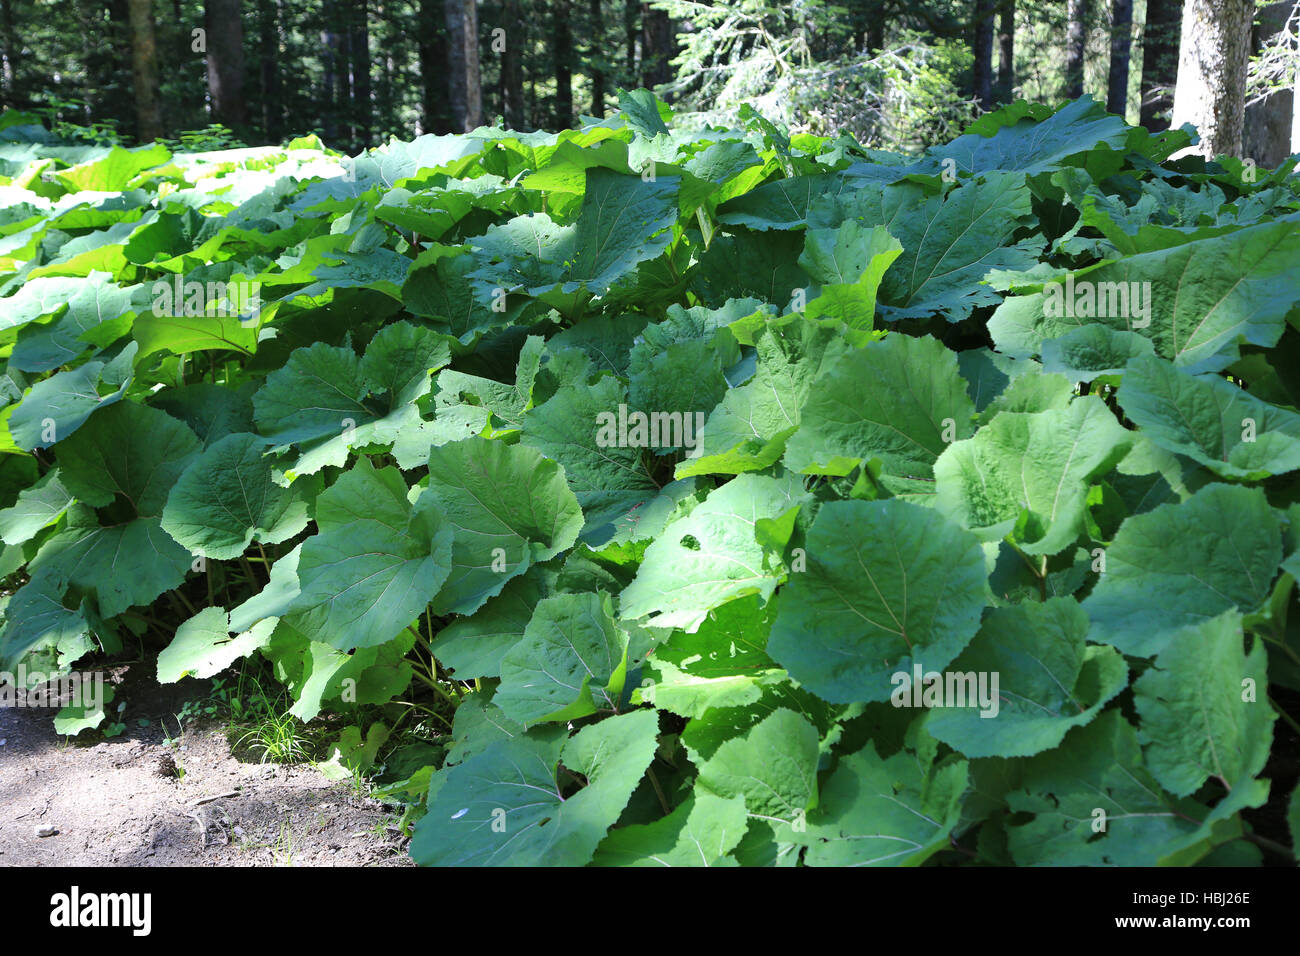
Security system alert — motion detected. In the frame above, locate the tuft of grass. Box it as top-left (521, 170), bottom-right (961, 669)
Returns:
top-left (193, 665), bottom-right (322, 765)
top-left (234, 708), bottom-right (313, 764)
top-left (271, 819), bottom-right (294, 866)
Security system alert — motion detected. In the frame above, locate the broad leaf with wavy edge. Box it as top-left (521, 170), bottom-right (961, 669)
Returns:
top-left (1082, 483), bottom-right (1282, 657)
top-left (410, 708), bottom-right (658, 866)
top-left (425, 436), bottom-right (584, 616)
top-left (768, 498), bottom-right (986, 704)
top-left (284, 458), bottom-right (453, 652)
top-left (619, 472), bottom-right (809, 631)
top-left (934, 394), bottom-right (1131, 555)
top-left (1119, 353), bottom-right (1300, 480)
top-left (927, 598), bottom-right (1128, 758)
top-left (495, 591), bottom-right (630, 725)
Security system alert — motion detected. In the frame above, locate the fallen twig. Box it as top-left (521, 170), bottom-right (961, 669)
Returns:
top-left (15, 798), bottom-right (51, 820)
top-left (191, 790), bottom-right (241, 807)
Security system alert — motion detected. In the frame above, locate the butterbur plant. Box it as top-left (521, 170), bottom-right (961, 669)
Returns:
top-left (0, 92), bottom-right (1299, 866)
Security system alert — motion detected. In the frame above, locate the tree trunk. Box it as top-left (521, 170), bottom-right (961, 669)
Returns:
top-left (1065, 0), bottom-right (1088, 98)
top-left (444, 0), bottom-right (482, 131)
top-left (866, 19), bottom-right (883, 55)
top-left (127, 0), bottom-right (162, 141)
top-left (1106, 0), bottom-right (1132, 115)
top-left (1140, 0), bottom-right (1180, 128)
top-left (972, 0), bottom-right (995, 108)
top-left (259, 0), bottom-right (282, 142)
top-left (1169, 0), bottom-right (1253, 157)
top-left (1293, 86), bottom-right (1300, 157)
top-left (997, 0), bottom-right (1013, 96)
top-left (625, 0), bottom-right (638, 84)
top-left (352, 0), bottom-right (371, 146)
top-left (418, 0), bottom-right (450, 133)
top-left (554, 0), bottom-right (573, 127)
top-left (205, 0), bottom-right (246, 131)
top-left (85, 0), bottom-right (131, 134)
top-left (338, 15), bottom-right (353, 145)
top-left (321, 12), bottom-right (338, 142)
top-left (1, 0), bottom-right (19, 101)
top-left (500, 0), bottom-right (523, 128)
top-left (1294, 34), bottom-right (1300, 155)
top-left (375, 0), bottom-right (389, 125)
top-left (640, 3), bottom-right (672, 88)
top-left (589, 0), bottom-right (605, 117)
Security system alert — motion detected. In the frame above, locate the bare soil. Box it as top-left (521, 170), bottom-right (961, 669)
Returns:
top-left (0, 663), bottom-right (413, 867)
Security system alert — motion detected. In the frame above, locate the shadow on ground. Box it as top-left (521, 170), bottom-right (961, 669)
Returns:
top-left (0, 663), bottom-right (412, 867)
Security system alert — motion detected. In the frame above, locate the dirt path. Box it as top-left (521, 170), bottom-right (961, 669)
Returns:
top-left (0, 666), bottom-right (413, 867)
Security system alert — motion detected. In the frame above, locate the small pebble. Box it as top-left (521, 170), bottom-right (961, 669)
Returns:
top-left (35, 825), bottom-right (58, 838)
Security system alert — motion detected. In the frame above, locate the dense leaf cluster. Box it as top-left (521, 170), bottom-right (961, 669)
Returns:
top-left (1, 94), bottom-right (1299, 865)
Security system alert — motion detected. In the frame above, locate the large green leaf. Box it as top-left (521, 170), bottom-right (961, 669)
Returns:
top-left (811, 172), bottom-right (1042, 321)
top-left (717, 172), bottom-right (863, 231)
top-left (619, 472), bottom-right (809, 630)
top-left (283, 459), bottom-right (453, 652)
top-left (926, 598), bottom-right (1128, 758)
top-left (263, 321), bottom-right (449, 477)
top-left (157, 608), bottom-right (277, 683)
top-left (795, 737), bottom-right (968, 866)
top-left (8, 359), bottom-right (133, 451)
top-left (641, 594), bottom-right (783, 719)
top-left (989, 216), bottom-right (1300, 374)
top-left (161, 433), bottom-right (309, 559)
top-left (0, 470), bottom-right (73, 545)
top-left (0, 568), bottom-right (91, 669)
top-left (784, 333), bottom-right (976, 493)
top-left (934, 395), bottom-right (1131, 554)
top-left (429, 564), bottom-right (557, 678)
top-left (403, 248), bottom-right (515, 343)
top-left (767, 499), bottom-right (986, 704)
top-left (1040, 324), bottom-right (1155, 382)
top-left (495, 592), bottom-right (630, 725)
top-left (797, 221), bottom-right (903, 330)
top-left (1133, 611), bottom-right (1274, 797)
top-left (358, 320), bottom-right (454, 408)
top-left (11, 273), bottom-right (140, 373)
top-left (1119, 353), bottom-right (1300, 480)
top-left (564, 167), bottom-right (681, 293)
top-left (54, 400), bottom-right (199, 515)
top-left (425, 437), bottom-right (584, 615)
top-left (252, 341), bottom-right (373, 445)
top-left (27, 509), bottom-right (194, 618)
top-left (469, 168), bottom-right (679, 299)
top-left (926, 96), bottom-right (1129, 177)
top-left (591, 792), bottom-right (748, 866)
top-left (410, 708), bottom-right (659, 866)
top-left (1082, 483), bottom-right (1281, 656)
top-left (676, 313), bottom-right (848, 478)
top-left (53, 143), bottom-right (171, 191)
top-left (1006, 710), bottom-right (1260, 866)
top-left (520, 375), bottom-right (660, 542)
top-left (695, 708), bottom-right (820, 828)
